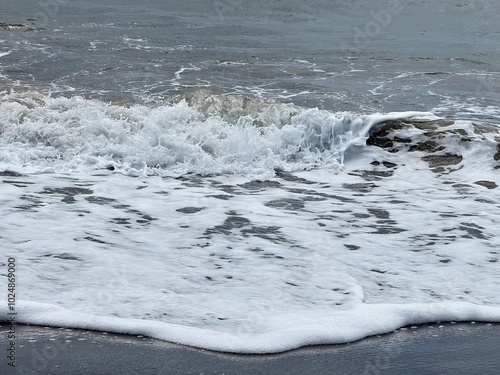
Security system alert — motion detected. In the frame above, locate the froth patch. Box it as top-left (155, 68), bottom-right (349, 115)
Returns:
top-left (1, 165), bottom-right (499, 353)
top-left (1, 300), bottom-right (499, 353)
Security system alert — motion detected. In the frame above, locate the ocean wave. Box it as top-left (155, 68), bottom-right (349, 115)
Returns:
top-left (0, 90), bottom-right (434, 178)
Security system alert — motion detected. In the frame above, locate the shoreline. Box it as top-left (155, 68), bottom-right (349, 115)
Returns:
top-left (2, 322), bottom-right (499, 374)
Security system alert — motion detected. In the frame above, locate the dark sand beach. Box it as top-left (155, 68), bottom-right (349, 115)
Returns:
top-left (2, 323), bottom-right (499, 374)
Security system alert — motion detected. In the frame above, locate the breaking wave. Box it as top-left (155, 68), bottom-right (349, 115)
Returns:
top-left (0, 90), bottom-right (433, 178)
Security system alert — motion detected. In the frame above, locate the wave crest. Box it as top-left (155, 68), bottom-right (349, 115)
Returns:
top-left (0, 90), bottom-right (431, 177)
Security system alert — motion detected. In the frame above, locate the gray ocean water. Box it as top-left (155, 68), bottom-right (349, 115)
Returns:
top-left (1, 0), bottom-right (499, 118)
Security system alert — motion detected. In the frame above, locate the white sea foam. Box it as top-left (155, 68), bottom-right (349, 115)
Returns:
top-left (1, 154), bottom-right (499, 353)
top-left (1, 91), bottom-right (499, 354)
top-left (2, 301), bottom-right (499, 353)
top-left (0, 91), bottom-right (433, 178)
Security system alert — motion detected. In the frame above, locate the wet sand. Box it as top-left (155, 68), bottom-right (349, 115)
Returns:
top-left (1, 322), bottom-right (499, 374)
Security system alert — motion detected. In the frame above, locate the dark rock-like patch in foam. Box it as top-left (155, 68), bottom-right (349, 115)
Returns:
top-left (176, 207), bottom-right (205, 214)
top-left (0, 170), bottom-right (25, 177)
top-left (275, 171), bottom-right (317, 185)
top-left (265, 198), bottom-right (305, 211)
top-left (238, 180), bottom-right (281, 191)
top-left (206, 194), bottom-right (234, 200)
top-left (85, 196), bottom-right (116, 205)
top-left (474, 180), bottom-right (497, 189)
top-left (83, 236), bottom-right (108, 244)
top-left (203, 213), bottom-right (292, 245)
top-left (368, 224), bottom-right (406, 235)
top-left (367, 208), bottom-right (390, 219)
top-left (110, 218), bottom-right (131, 225)
top-left (15, 195), bottom-right (44, 211)
top-left (176, 176), bottom-right (205, 188)
top-left (494, 144), bottom-right (500, 161)
top-left (345, 244), bottom-right (360, 251)
top-left (348, 169), bottom-right (394, 180)
top-left (42, 187), bottom-right (93, 196)
top-left (409, 140), bottom-right (445, 153)
top-left (3, 180), bottom-right (34, 187)
top-left (343, 183), bottom-right (379, 193)
top-left (40, 187), bottom-right (93, 204)
top-left (204, 216), bottom-right (252, 236)
top-left (42, 253), bottom-right (83, 261)
top-left (421, 154), bottom-right (463, 168)
top-left (241, 225), bottom-right (290, 245)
